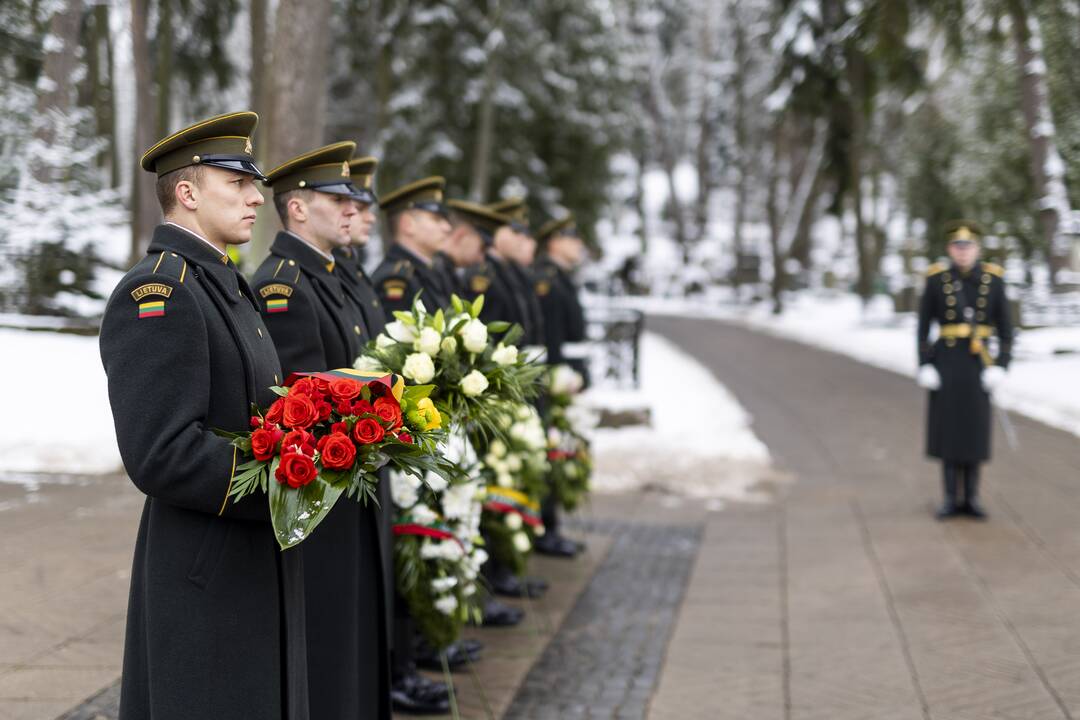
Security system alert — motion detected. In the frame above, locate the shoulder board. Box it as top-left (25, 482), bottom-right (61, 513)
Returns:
top-left (393, 259), bottom-right (415, 278)
top-left (271, 256), bottom-right (303, 283)
top-left (926, 262), bottom-right (947, 277)
top-left (145, 250), bottom-right (189, 284)
top-left (982, 262), bottom-right (1004, 277)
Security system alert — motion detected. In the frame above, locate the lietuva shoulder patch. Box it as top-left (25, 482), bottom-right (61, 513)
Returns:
top-left (259, 283), bottom-right (294, 299)
top-left (470, 274), bottom-right (491, 293)
top-left (382, 278), bottom-right (408, 300)
top-left (982, 262), bottom-right (1005, 277)
top-left (926, 262), bottom-right (947, 277)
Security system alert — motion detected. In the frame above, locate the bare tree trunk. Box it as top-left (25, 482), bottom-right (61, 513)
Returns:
top-left (130, 0), bottom-right (159, 263)
top-left (765, 120), bottom-right (785, 314)
top-left (1007, 0), bottom-right (1075, 282)
top-left (31, 0), bottom-right (84, 184)
top-left (692, 3), bottom-right (718, 244)
top-left (846, 55), bottom-right (874, 301)
top-left (253, 0), bottom-right (333, 258)
top-left (250, 0), bottom-right (269, 153)
top-left (729, 0), bottom-right (749, 292)
top-left (468, 1), bottom-right (506, 201)
top-left (633, 130), bottom-right (649, 256)
top-left (85, 4), bottom-right (119, 186)
top-left (155, 0), bottom-right (174, 137)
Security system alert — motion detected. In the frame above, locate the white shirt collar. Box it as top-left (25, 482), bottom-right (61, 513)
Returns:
top-left (164, 221), bottom-right (228, 259)
top-left (286, 231), bottom-right (336, 264)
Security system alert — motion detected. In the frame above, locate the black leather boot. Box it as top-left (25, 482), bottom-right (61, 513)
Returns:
top-left (390, 667), bottom-right (450, 715)
top-left (936, 462), bottom-right (961, 520)
top-left (962, 463), bottom-right (987, 519)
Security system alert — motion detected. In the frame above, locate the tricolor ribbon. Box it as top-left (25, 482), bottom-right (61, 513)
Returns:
top-left (284, 368), bottom-right (405, 402)
top-left (483, 486), bottom-right (543, 528)
top-left (393, 517), bottom-right (464, 548)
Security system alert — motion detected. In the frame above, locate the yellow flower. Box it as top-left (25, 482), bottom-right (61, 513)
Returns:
top-left (416, 397), bottom-right (442, 430)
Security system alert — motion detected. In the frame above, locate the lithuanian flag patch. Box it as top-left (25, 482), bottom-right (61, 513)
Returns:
top-left (138, 300), bottom-right (166, 319)
top-left (266, 297), bottom-right (289, 313)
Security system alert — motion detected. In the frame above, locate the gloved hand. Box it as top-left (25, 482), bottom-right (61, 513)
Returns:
top-left (916, 364), bottom-right (941, 391)
top-left (981, 365), bottom-right (1006, 393)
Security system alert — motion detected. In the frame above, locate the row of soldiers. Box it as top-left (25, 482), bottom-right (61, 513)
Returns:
top-left (99, 111), bottom-right (590, 719)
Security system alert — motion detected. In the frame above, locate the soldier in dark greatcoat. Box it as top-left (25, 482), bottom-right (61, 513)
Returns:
top-left (250, 142), bottom-right (390, 719)
top-left (916, 220), bottom-right (1013, 520)
top-left (99, 112), bottom-right (309, 720)
top-left (533, 214), bottom-right (591, 557)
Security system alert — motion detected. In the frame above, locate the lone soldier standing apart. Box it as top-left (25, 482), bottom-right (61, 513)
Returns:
top-left (99, 112), bottom-right (309, 719)
top-left (251, 141), bottom-right (390, 719)
top-left (917, 220), bottom-right (1013, 520)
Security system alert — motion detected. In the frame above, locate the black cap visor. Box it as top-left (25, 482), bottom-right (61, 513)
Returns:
top-left (351, 187), bottom-right (378, 205)
top-left (307, 181), bottom-right (361, 197)
top-left (409, 200), bottom-right (450, 220)
top-left (199, 155), bottom-right (268, 181)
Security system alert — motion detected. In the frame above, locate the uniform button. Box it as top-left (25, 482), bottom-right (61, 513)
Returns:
top-left (238, 290), bottom-right (243, 296)
top-left (288, 260), bottom-right (296, 266)
top-left (354, 325), bottom-right (361, 335)
top-left (257, 327), bottom-right (263, 337)
top-left (274, 374), bottom-right (280, 384)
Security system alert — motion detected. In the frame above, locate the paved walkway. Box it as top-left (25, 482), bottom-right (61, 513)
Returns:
top-left (647, 315), bottom-right (1080, 720)
top-left (6, 315), bottom-right (1080, 719)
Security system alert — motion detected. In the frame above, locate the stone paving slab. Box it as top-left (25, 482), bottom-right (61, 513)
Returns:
top-left (650, 315), bottom-right (1080, 720)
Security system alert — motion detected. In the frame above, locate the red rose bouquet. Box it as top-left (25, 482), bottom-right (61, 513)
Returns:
top-left (219, 369), bottom-right (455, 549)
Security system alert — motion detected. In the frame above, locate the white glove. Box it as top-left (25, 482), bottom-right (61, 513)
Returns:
top-left (981, 365), bottom-right (1006, 393)
top-left (916, 364), bottom-right (941, 391)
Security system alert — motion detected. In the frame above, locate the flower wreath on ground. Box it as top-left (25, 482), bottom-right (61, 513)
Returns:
top-left (216, 369), bottom-right (454, 549)
top-left (355, 295), bottom-right (548, 635)
top-left (544, 364), bottom-right (597, 513)
top-left (475, 401), bottom-right (549, 577)
top-left (390, 459), bottom-right (486, 651)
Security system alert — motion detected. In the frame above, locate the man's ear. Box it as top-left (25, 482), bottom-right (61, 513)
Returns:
top-left (288, 195), bottom-right (307, 225)
top-left (176, 179), bottom-right (198, 211)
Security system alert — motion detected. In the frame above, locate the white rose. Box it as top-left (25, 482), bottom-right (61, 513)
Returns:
top-left (463, 582), bottom-right (477, 597)
top-left (425, 473), bottom-right (449, 493)
top-left (353, 354), bottom-right (385, 372)
top-left (460, 370), bottom-right (489, 397)
top-left (515, 404), bottom-right (533, 421)
top-left (460, 319), bottom-right (488, 353)
top-left (492, 343), bottom-right (519, 366)
top-left (386, 320), bottom-right (418, 344)
top-left (440, 336), bottom-right (458, 355)
top-left (505, 512), bottom-right (523, 530)
top-left (534, 523), bottom-right (545, 537)
top-left (431, 576), bottom-right (458, 592)
top-left (414, 327), bottom-right (442, 357)
top-left (551, 364), bottom-right (584, 395)
top-left (496, 472), bottom-right (513, 487)
top-left (390, 472), bottom-right (421, 508)
top-left (489, 439), bottom-right (507, 458)
top-left (472, 548), bottom-right (489, 567)
top-left (442, 483), bottom-right (477, 520)
top-left (402, 352), bottom-right (435, 384)
top-left (375, 333), bottom-right (396, 349)
top-left (512, 531), bottom-right (531, 553)
top-left (411, 504), bottom-right (437, 525)
top-left (506, 455), bottom-right (522, 472)
top-left (435, 595), bottom-right (459, 616)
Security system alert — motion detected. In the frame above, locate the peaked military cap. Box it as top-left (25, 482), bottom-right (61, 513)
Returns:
top-left (379, 176), bottom-right (447, 217)
top-left (265, 141), bottom-right (359, 196)
top-left (537, 214), bottom-right (578, 244)
top-left (140, 111), bottom-right (265, 179)
top-left (945, 219), bottom-right (985, 242)
top-left (348, 155), bottom-right (379, 205)
top-left (488, 196), bottom-right (530, 233)
top-left (447, 199), bottom-right (510, 244)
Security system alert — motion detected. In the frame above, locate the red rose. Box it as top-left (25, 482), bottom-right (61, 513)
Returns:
top-left (330, 421), bottom-right (348, 435)
top-left (251, 426), bottom-right (283, 461)
top-left (352, 417), bottom-right (385, 445)
top-left (282, 429), bottom-right (315, 454)
top-left (289, 377), bottom-right (319, 396)
top-left (352, 399), bottom-right (374, 416)
top-left (317, 432), bottom-right (356, 470)
top-left (396, 432), bottom-right (413, 445)
top-left (250, 415), bottom-right (262, 429)
top-left (282, 393), bottom-right (319, 429)
top-left (335, 400), bottom-right (353, 416)
top-left (316, 400), bottom-right (333, 422)
top-left (329, 378), bottom-right (364, 403)
top-left (373, 397), bottom-right (403, 429)
top-left (275, 450), bottom-right (318, 489)
top-left (265, 398), bottom-right (285, 425)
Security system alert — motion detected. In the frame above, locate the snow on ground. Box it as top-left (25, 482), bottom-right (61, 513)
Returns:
top-left (604, 290), bottom-right (1080, 439)
top-left (581, 331), bottom-right (778, 508)
top-left (0, 329), bottom-right (121, 477)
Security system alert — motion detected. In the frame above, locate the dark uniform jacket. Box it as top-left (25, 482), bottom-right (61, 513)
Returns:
top-left (463, 252), bottom-right (533, 338)
top-left (251, 231), bottom-right (391, 720)
top-left (918, 261), bottom-right (1013, 462)
top-left (99, 223), bottom-right (308, 720)
top-left (433, 250), bottom-right (463, 299)
top-left (507, 261), bottom-right (545, 347)
top-left (371, 242), bottom-right (452, 313)
top-left (332, 242), bottom-right (397, 673)
top-left (534, 254), bottom-right (588, 377)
